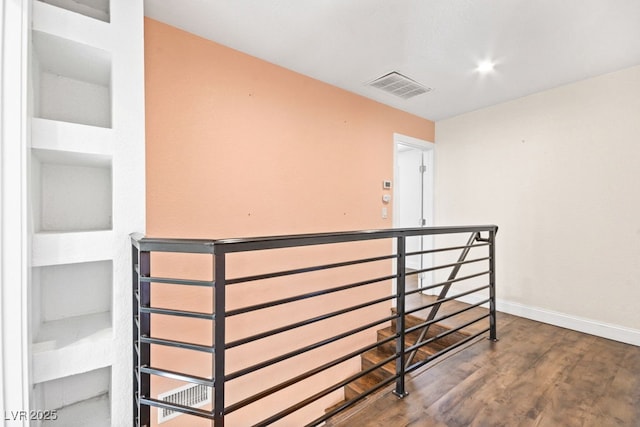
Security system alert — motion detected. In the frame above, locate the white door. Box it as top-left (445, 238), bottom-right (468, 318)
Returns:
top-left (393, 134), bottom-right (434, 290)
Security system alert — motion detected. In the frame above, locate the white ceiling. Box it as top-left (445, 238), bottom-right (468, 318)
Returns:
top-left (144, 0), bottom-right (640, 121)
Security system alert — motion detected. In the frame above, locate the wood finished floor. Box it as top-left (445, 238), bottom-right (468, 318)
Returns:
top-left (328, 312), bottom-right (640, 427)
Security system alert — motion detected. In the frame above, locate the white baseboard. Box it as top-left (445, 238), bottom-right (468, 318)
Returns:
top-left (454, 294), bottom-right (640, 347)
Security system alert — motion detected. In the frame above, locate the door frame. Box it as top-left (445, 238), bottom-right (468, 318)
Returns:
top-left (392, 133), bottom-right (434, 230)
top-left (392, 133), bottom-right (435, 294)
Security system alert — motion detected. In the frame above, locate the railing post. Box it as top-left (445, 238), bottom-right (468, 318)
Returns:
top-left (213, 250), bottom-right (227, 425)
top-left (393, 235), bottom-right (408, 398)
top-left (489, 228), bottom-right (498, 341)
top-left (132, 243), bottom-right (138, 426)
top-left (135, 246), bottom-right (151, 427)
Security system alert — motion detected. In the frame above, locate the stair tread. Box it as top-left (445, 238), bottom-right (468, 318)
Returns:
top-left (343, 321), bottom-right (474, 402)
top-left (377, 326), bottom-right (448, 348)
top-left (385, 322), bottom-right (471, 349)
top-left (344, 372), bottom-right (383, 401)
top-left (392, 298), bottom-right (489, 336)
top-left (326, 297), bottom-right (490, 418)
top-left (391, 309), bottom-right (473, 333)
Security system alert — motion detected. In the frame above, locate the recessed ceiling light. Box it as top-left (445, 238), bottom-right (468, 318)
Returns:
top-left (476, 60), bottom-right (495, 73)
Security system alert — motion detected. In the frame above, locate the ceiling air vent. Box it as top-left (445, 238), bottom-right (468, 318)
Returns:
top-left (367, 72), bottom-right (431, 99)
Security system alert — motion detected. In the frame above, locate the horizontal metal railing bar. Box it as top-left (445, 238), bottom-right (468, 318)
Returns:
top-left (131, 226), bottom-right (498, 255)
top-left (225, 330), bottom-right (399, 414)
top-left (411, 256), bottom-right (491, 276)
top-left (225, 293), bottom-right (397, 349)
top-left (402, 306), bottom-right (487, 372)
top-left (140, 306), bottom-right (214, 320)
top-left (135, 264), bottom-right (214, 287)
top-left (131, 233), bottom-right (215, 254)
top-left (226, 254), bottom-right (398, 285)
top-left (253, 349), bottom-right (400, 427)
top-left (406, 326), bottom-right (491, 374)
top-left (140, 336), bottom-right (214, 353)
top-left (139, 396), bottom-right (213, 420)
top-left (404, 284), bottom-right (490, 312)
top-left (403, 270), bottom-right (490, 292)
top-left (310, 373), bottom-right (399, 427)
top-left (226, 274), bottom-right (397, 317)
top-left (406, 313), bottom-right (491, 357)
top-left (405, 299), bottom-right (490, 336)
top-left (226, 314), bottom-right (398, 381)
top-left (214, 225), bottom-right (498, 254)
top-left (140, 366), bottom-right (214, 387)
top-left (406, 241), bottom-right (489, 258)
top-left (138, 275), bottom-right (214, 288)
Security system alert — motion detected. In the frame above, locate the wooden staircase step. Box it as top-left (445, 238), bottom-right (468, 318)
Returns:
top-left (390, 310), bottom-right (472, 347)
top-left (326, 300), bottom-right (487, 419)
top-left (344, 334), bottom-right (445, 402)
top-left (325, 398), bottom-right (350, 415)
top-left (376, 326), bottom-right (445, 360)
top-left (360, 349), bottom-right (396, 382)
top-left (391, 307), bottom-right (469, 330)
top-left (344, 365), bottom-right (385, 401)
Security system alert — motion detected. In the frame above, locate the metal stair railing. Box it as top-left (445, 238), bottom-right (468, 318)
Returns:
top-left (405, 231), bottom-right (484, 368)
top-left (131, 225), bottom-right (497, 427)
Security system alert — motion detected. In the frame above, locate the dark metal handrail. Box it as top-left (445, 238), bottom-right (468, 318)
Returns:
top-left (131, 225), bottom-right (497, 427)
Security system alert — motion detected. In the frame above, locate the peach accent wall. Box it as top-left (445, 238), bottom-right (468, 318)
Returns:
top-left (145, 18), bottom-right (434, 426)
top-left (145, 18), bottom-right (433, 239)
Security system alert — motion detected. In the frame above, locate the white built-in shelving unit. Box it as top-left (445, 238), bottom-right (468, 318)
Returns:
top-left (28, 0), bottom-right (145, 425)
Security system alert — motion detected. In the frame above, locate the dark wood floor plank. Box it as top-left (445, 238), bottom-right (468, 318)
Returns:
top-left (328, 315), bottom-right (640, 427)
top-left (427, 321), bottom-right (595, 426)
top-left (584, 343), bottom-right (640, 426)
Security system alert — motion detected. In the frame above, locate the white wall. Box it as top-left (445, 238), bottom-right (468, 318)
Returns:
top-left (17, 0), bottom-right (146, 424)
top-left (435, 65), bottom-right (640, 345)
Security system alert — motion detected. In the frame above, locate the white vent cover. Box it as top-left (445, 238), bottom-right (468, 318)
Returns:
top-left (367, 72), bottom-right (431, 99)
top-left (157, 383), bottom-right (211, 423)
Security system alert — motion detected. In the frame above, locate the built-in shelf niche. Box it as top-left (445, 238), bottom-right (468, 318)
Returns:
top-left (32, 149), bottom-right (112, 233)
top-left (32, 260), bottom-right (112, 341)
top-left (32, 30), bottom-right (111, 128)
top-left (31, 259), bottom-right (113, 384)
top-left (38, 0), bottom-right (110, 23)
top-left (33, 367), bottom-right (111, 427)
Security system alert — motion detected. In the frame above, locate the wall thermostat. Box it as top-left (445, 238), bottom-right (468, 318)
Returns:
top-left (382, 180), bottom-right (392, 189)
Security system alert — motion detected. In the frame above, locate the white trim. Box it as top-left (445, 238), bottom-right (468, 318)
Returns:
top-left (455, 294), bottom-right (640, 347)
top-left (392, 133), bottom-right (435, 291)
top-left (496, 299), bottom-right (640, 347)
top-left (392, 132), bottom-right (434, 149)
top-left (1, 0), bottom-right (31, 422)
top-left (392, 133), bottom-right (434, 229)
